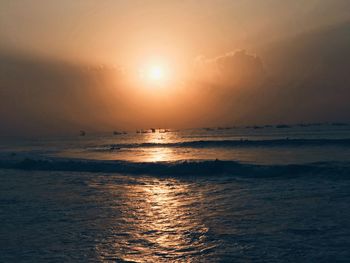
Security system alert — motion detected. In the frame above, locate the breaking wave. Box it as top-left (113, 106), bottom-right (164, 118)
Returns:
top-left (93, 138), bottom-right (350, 151)
top-left (0, 157), bottom-right (349, 178)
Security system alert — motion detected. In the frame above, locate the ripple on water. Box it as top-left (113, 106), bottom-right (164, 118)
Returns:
top-left (90, 177), bottom-right (218, 262)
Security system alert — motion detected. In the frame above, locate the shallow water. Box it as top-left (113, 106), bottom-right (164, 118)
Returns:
top-left (1, 125), bottom-right (350, 262)
top-left (1, 125), bottom-right (350, 165)
top-left (1, 170), bottom-right (350, 262)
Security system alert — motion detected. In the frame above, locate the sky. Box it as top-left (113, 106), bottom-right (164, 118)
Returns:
top-left (0, 0), bottom-right (350, 136)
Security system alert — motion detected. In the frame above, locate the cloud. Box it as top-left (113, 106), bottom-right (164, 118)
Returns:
top-left (188, 21), bottom-right (350, 126)
top-left (254, 21), bottom-right (350, 123)
top-left (184, 50), bottom-right (268, 126)
top-left (193, 50), bottom-right (266, 88)
top-left (1, 20), bottom-right (350, 137)
top-left (0, 52), bottom-right (129, 136)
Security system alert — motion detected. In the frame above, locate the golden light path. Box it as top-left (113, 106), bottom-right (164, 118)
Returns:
top-left (140, 131), bottom-right (179, 162)
top-left (90, 132), bottom-right (214, 261)
top-left (124, 179), bottom-right (210, 262)
top-left (88, 131), bottom-right (219, 261)
top-left (92, 175), bottom-right (214, 262)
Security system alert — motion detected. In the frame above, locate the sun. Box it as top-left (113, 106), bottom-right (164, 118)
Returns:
top-left (138, 60), bottom-right (171, 86)
top-left (148, 66), bottom-right (164, 81)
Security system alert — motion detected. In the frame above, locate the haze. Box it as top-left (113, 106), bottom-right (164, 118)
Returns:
top-left (1, 0), bottom-right (350, 136)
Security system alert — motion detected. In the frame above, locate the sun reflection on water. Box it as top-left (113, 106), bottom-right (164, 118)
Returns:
top-left (142, 147), bottom-right (175, 162)
top-left (143, 130), bottom-right (178, 144)
top-left (140, 131), bottom-right (180, 162)
top-left (94, 177), bottom-right (214, 262)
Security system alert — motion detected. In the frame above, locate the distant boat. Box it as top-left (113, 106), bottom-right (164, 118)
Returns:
top-left (151, 128), bottom-right (156, 133)
top-left (80, 130), bottom-right (86, 136)
top-left (136, 129), bottom-right (153, 134)
top-left (113, 131), bottom-right (127, 135)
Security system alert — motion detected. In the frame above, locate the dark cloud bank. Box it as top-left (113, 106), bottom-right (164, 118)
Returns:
top-left (0, 22), bottom-right (349, 136)
top-left (191, 21), bottom-right (350, 126)
top-left (0, 53), bottom-right (127, 136)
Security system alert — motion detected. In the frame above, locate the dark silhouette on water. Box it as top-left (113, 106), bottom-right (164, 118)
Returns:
top-left (113, 131), bottom-right (127, 135)
top-left (276, 124), bottom-right (291, 129)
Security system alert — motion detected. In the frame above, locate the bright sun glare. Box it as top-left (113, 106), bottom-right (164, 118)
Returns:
top-left (138, 60), bottom-right (170, 86)
top-left (148, 66), bottom-right (163, 81)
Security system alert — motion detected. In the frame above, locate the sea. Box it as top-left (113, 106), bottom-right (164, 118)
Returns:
top-left (1, 124), bottom-right (350, 262)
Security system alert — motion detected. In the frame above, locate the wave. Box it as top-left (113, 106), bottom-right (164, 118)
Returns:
top-left (94, 138), bottom-right (350, 151)
top-left (1, 157), bottom-right (349, 178)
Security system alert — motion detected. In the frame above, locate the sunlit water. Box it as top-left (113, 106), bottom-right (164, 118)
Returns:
top-left (1, 125), bottom-right (350, 262)
top-left (1, 125), bottom-right (350, 164)
top-left (1, 170), bottom-right (350, 262)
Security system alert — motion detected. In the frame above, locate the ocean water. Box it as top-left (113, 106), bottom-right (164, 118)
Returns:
top-left (1, 124), bottom-right (350, 262)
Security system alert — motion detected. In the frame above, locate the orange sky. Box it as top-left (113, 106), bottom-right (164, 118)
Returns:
top-left (0, 0), bottom-right (350, 135)
top-left (1, 0), bottom-right (349, 65)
